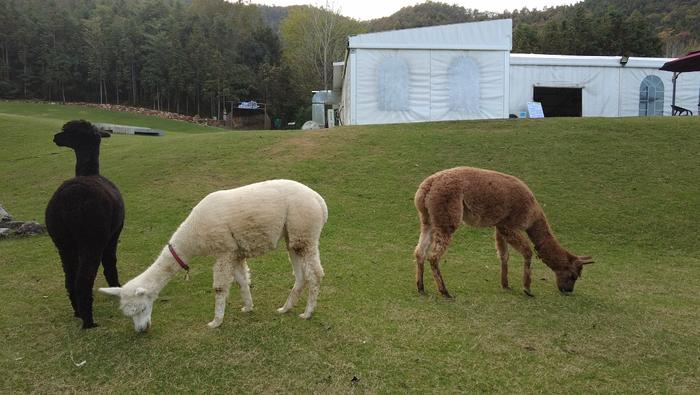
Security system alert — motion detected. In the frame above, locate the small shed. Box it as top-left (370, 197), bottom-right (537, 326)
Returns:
top-left (226, 101), bottom-right (270, 129)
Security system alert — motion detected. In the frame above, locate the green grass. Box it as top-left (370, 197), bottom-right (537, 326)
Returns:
top-left (1, 101), bottom-right (699, 393)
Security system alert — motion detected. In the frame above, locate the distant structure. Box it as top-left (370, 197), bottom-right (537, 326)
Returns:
top-left (332, 19), bottom-right (700, 126)
top-left (311, 90), bottom-right (338, 128)
top-left (225, 100), bottom-right (271, 130)
top-left (94, 123), bottom-right (164, 136)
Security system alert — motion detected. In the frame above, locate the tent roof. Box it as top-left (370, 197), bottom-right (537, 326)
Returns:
top-left (660, 50), bottom-right (700, 72)
top-left (511, 53), bottom-right (671, 68)
top-left (348, 19), bottom-right (512, 51)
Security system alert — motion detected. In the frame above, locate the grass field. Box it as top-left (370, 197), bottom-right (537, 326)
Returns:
top-left (1, 101), bottom-right (699, 393)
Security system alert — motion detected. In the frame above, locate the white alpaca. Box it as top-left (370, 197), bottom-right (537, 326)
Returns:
top-left (99, 179), bottom-right (327, 332)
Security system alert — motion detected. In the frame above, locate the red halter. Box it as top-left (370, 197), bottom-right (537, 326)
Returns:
top-left (167, 243), bottom-right (190, 272)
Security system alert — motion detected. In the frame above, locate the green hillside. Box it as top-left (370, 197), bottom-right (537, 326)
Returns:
top-left (1, 102), bottom-right (699, 392)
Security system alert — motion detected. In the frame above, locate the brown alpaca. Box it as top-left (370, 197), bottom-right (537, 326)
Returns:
top-left (414, 166), bottom-right (593, 297)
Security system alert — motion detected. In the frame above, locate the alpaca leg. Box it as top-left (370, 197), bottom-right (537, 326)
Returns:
top-left (495, 229), bottom-right (511, 290)
top-left (101, 229), bottom-right (121, 287)
top-left (414, 225), bottom-right (432, 294)
top-left (425, 195), bottom-right (462, 298)
top-left (233, 260), bottom-right (253, 313)
top-left (428, 231), bottom-right (453, 299)
top-left (58, 249), bottom-right (80, 317)
top-left (65, 271), bottom-right (80, 317)
top-left (300, 249), bottom-right (324, 319)
top-left (523, 259), bottom-right (533, 297)
top-left (207, 257), bottom-right (236, 329)
top-left (506, 232), bottom-right (534, 296)
top-left (277, 250), bottom-right (305, 314)
top-left (499, 228), bottom-right (534, 296)
top-left (76, 252), bottom-right (101, 329)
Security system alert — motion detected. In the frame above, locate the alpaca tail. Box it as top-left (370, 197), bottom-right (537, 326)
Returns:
top-left (414, 177), bottom-right (435, 261)
top-left (414, 177), bottom-right (434, 227)
top-left (314, 193), bottom-right (329, 224)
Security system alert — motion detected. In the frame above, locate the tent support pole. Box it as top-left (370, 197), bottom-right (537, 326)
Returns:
top-left (672, 72), bottom-right (679, 106)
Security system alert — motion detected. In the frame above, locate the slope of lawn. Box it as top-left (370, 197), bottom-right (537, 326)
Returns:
top-left (1, 101), bottom-right (698, 393)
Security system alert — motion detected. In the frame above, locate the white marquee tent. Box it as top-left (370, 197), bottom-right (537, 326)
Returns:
top-left (337, 19), bottom-right (700, 125)
top-left (340, 19), bottom-right (512, 125)
top-left (510, 54), bottom-right (700, 117)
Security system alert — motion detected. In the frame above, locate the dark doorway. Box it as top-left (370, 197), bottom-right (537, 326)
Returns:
top-left (533, 87), bottom-right (582, 117)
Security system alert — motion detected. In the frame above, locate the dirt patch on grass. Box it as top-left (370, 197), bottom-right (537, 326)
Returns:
top-left (260, 129), bottom-right (358, 162)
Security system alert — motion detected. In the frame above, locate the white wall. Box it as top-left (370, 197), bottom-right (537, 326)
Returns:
top-left (509, 55), bottom-right (700, 117)
top-left (509, 64), bottom-right (621, 117)
top-left (350, 49), bottom-right (508, 125)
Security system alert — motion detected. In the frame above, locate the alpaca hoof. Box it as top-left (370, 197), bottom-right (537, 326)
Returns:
top-left (502, 285), bottom-right (513, 291)
top-left (241, 306), bottom-right (253, 313)
top-left (73, 311), bottom-right (80, 318)
top-left (82, 322), bottom-right (99, 329)
top-left (442, 292), bottom-right (454, 299)
top-left (207, 319), bottom-right (222, 329)
top-left (277, 307), bottom-right (289, 314)
top-left (523, 289), bottom-right (534, 297)
top-left (299, 312), bottom-right (312, 319)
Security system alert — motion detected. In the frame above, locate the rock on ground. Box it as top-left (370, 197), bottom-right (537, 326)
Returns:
top-left (301, 120), bottom-right (321, 130)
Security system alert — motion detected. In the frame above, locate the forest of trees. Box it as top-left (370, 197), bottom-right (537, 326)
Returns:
top-left (0, 0), bottom-right (358, 125)
top-left (0, 0), bottom-right (328, 125)
top-left (1, 0), bottom-right (698, 124)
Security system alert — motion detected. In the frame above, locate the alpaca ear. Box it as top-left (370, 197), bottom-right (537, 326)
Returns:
top-left (97, 130), bottom-right (111, 138)
top-left (577, 256), bottom-right (594, 265)
top-left (135, 287), bottom-right (147, 296)
top-left (99, 287), bottom-right (122, 297)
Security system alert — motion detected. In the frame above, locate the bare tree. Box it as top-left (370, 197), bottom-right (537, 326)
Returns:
top-left (282, 2), bottom-right (362, 93)
top-left (307, 1), bottom-right (341, 90)
top-left (302, 1), bottom-right (347, 89)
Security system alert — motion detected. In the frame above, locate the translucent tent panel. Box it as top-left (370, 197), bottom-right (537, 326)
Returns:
top-left (377, 56), bottom-right (410, 111)
top-left (448, 56), bottom-right (481, 113)
top-left (430, 51), bottom-right (507, 121)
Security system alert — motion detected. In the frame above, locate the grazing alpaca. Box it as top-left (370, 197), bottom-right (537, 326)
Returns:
top-left (100, 179), bottom-right (327, 332)
top-left (45, 120), bottom-right (124, 328)
top-left (414, 166), bottom-right (593, 298)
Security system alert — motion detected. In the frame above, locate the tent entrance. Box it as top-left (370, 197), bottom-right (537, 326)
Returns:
top-left (533, 87), bottom-right (582, 117)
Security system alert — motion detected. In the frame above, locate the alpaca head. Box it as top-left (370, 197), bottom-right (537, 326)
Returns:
top-left (99, 286), bottom-right (157, 332)
top-left (53, 120), bottom-right (111, 149)
top-left (552, 254), bottom-right (594, 294)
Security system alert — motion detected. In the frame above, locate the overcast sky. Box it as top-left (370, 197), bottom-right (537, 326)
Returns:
top-left (249, 0), bottom-right (581, 21)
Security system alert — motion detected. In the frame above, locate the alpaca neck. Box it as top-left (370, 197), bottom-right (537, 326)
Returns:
top-left (134, 243), bottom-right (192, 294)
top-left (131, 216), bottom-right (202, 294)
top-left (73, 145), bottom-right (100, 176)
top-left (526, 215), bottom-right (569, 269)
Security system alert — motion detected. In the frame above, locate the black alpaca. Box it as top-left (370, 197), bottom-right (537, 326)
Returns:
top-left (45, 120), bottom-right (125, 329)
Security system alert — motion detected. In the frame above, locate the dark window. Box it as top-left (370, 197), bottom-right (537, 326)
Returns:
top-left (533, 87), bottom-right (582, 117)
